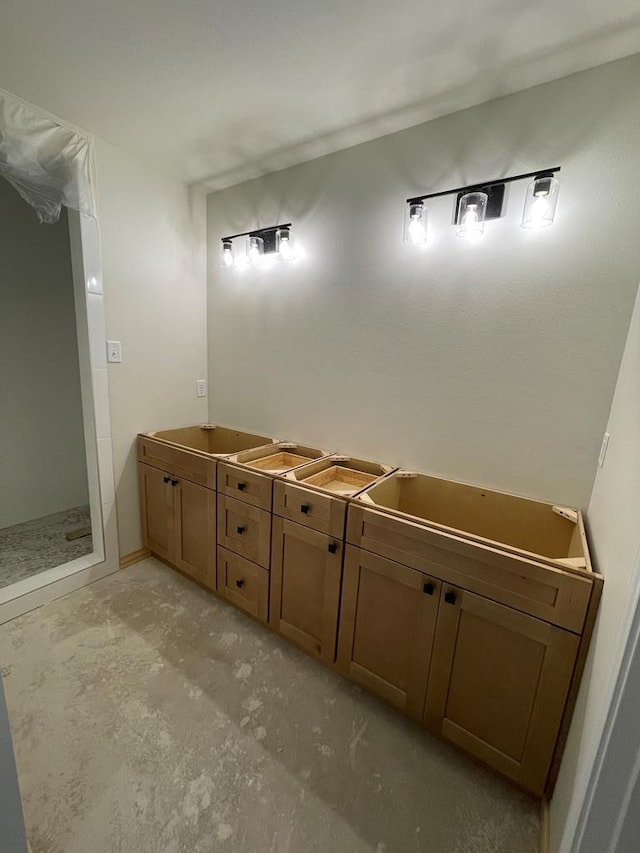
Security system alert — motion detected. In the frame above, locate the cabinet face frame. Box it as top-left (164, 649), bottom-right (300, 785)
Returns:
top-left (337, 545), bottom-right (441, 720)
top-left (270, 516), bottom-right (343, 664)
top-left (423, 585), bottom-right (580, 796)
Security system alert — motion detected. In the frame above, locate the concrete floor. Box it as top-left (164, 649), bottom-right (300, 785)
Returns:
top-left (0, 558), bottom-right (540, 853)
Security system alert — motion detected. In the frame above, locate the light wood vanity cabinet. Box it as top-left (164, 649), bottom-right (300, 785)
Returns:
top-left (139, 462), bottom-right (216, 589)
top-left (138, 428), bottom-right (602, 799)
top-left (270, 516), bottom-right (343, 663)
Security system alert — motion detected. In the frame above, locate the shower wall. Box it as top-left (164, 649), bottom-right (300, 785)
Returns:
top-left (0, 179), bottom-right (89, 529)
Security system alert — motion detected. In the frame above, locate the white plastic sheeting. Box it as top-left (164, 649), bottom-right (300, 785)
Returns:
top-left (0, 89), bottom-right (95, 223)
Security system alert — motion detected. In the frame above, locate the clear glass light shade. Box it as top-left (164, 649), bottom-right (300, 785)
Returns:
top-left (276, 227), bottom-right (295, 260)
top-left (246, 235), bottom-right (264, 265)
top-left (522, 175), bottom-right (559, 229)
top-left (220, 240), bottom-right (235, 269)
top-left (404, 202), bottom-right (427, 245)
top-left (457, 192), bottom-right (488, 239)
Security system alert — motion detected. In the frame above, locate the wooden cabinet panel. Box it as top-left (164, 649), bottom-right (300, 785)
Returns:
top-left (337, 546), bottom-right (441, 719)
top-left (174, 479), bottom-right (216, 590)
top-left (217, 495), bottom-right (271, 569)
top-left (217, 547), bottom-right (269, 623)
top-left (137, 435), bottom-right (216, 489)
top-left (347, 504), bottom-right (591, 633)
top-left (424, 586), bottom-right (579, 795)
top-left (217, 461), bottom-right (273, 511)
top-left (270, 516), bottom-right (343, 664)
top-left (139, 463), bottom-right (174, 562)
top-left (273, 480), bottom-right (346, 538)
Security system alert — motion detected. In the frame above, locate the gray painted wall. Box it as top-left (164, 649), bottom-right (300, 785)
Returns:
top-left (206, 55), bottom-right (640, 509)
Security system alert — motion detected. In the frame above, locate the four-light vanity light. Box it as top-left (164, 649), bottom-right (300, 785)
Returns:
top-left (220, 224), bottom-right (294, 269)
top-left (404, 167), bottom-right (561, 245)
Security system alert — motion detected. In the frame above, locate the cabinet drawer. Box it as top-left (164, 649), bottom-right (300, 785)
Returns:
top-left (217, 495), bottom-right (271, 569)
top-left (347, 504), bottom-right (592, 633)
top-left (217, 547), bottom-right (269, 624)
top-left (217, 461), bottom-right (273, 511)
top-left (137, 435), bottom-right (216, 489)
top-left (273, 480), bottom-right (346, 538)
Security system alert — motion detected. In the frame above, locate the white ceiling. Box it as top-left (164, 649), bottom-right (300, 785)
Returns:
top-left (1, 1), bottom-right (639, 189)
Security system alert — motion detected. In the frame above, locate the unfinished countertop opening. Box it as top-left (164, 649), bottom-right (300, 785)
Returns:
top-left (146, 425), bottom-right (277, 457)
top-left (357, 471), bottom-right (590, 569)
top-left (229, 443), bottom-right (332, 474)
top-left (287, 456), bottom-right (395, 497)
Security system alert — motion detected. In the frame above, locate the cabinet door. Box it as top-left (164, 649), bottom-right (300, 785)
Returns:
top-left (337, 546), bottom-right (441, 719)
top-left (174, 479), bottom-right (216, 590)
top-left (424, 587), bottom-right (580, 795)
top-left (270, 517), bottom-right (343, 664)
top-left (139, 463), bottom-right (174, 562)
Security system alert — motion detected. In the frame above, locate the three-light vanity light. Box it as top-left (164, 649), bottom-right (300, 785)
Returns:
top-left (404, 167), bottom-right (561, 246)
top-left (220, 224), bottom-right (294, 269)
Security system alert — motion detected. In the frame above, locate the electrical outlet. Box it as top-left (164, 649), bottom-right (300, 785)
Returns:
top-left (598, 432), bottom-right (610, 467)
top-left (196, 379), bottom-right (207, 398)
top-left (107, 340), bottom-right (122, 363)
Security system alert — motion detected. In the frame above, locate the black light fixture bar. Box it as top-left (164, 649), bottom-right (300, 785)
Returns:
top-left (406, 167), bottom-right (561, 206)
top-left (221, 223), bottom-right (292, 242)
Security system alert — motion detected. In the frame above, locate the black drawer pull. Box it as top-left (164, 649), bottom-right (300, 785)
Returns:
top-left (163, 476), bottom-right (171, 484)
top-left (171, 479), bottom-right (178, 487)
top-left (235, 579), bottom-right (245, 589)
top-left (444, 591), bottom-right (457, 605)
top-left (236, 526), bottom-right (245, 535)
top-left (237, 482), bottom-right (246, 491)
top-left (328, 542), bottom-right (338, 554)
top-left (423, 582), bottom-right (434, 596)
top-left (300, 504), bottom-right (310, 514)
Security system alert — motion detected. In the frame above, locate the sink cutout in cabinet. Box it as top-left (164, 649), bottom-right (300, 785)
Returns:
top-left (357, 471), bottom-right (590, 568)
top-left (148, 425), bottom-right (277, 456)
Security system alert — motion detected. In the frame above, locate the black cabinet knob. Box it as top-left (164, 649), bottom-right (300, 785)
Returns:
top-left (163, 476), bottom-right (171, 484)
top-left (235, 579), bottom-right (245, 589)
top-left (300, 504), bottom-right (310, 514)
top-left (171, 479), bottom-right (178, 487)
top-left (444, 591), bottom-right (457, 605)
top-left (237, 482), bottom-right (246, 491)
top-left (423, 582), bottom-right (434, 596)
top-left (328, 542), bottom-right (338, 554)
top-left (236, 526), bottom-right (245, 535)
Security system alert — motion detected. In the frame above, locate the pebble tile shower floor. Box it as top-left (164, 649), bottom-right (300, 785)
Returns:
top-left (0, 559), bottom-right (540, 853)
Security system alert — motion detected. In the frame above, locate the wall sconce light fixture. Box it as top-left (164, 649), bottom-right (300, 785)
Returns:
top-left (220, 223), bottom-right (294, 269)
top-left (406, 166), bottom-right (560, 244)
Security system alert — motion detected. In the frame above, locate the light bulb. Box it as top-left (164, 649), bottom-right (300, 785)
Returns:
top-left (247, 235), bottom-right (264, 265)
top-left (404, 202), bottom-right (427, 245)
top-left (457, 191), bottom-right (488, 239)
top-left (277, 227), bottom-right (295, 260)
top-left (220, 240), bottom-right (234, 269)
top-left (522, 175), bottom-right (559, 229)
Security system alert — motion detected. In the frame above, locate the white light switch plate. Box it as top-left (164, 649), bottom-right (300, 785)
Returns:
top-left (196, 379), bottom-right (207, 398)
top-left (107, 341), bottom-right (122, 363)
